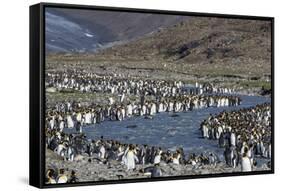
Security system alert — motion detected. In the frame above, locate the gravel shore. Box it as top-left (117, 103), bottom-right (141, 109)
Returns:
top-left (46, 149), bottom-right (270, 183)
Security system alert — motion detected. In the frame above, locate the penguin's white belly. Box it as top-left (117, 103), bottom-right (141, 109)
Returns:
top-left (241, 157), bottom-right (252, 172)
top-left (85, 113), bottom-right (91, 124)
top-left (126, 152), bottom-right (136, 170)
top-left (67, 116), bottom-right (74, 128)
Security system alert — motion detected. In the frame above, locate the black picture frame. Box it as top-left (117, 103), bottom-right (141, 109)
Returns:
top-left (29, 2), bottom-right (274, 188)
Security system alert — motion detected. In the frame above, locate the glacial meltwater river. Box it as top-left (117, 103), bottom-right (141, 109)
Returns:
top-left (65, 95), bottom-right (271, 161)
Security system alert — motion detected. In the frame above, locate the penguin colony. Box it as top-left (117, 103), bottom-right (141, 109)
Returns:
top-left (45, 71), bottom-right (270, 184)
top-left (200, 103), bottom-right (271, 171)
top-left (46, 70), bottom-right (235, 96)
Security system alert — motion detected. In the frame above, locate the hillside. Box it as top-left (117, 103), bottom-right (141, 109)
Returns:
top-left (94, 17), bottom-right (271, 76)
top-left (46, 7), bottom-right (187, 52)
top-left (46, 16), bottom-right (272, 94)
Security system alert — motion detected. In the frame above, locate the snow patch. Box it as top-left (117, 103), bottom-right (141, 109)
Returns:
top-left (85, 33), bottom-right (94, 38)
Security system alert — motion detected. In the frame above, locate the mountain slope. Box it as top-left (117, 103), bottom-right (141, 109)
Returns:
top-left (46, 7), bottom-right (188, 52)
top-left (71, 16), bottom-right (270, 78)
top-left (46, 16), bottom-right (271, 80)
top-left (97, 17), bottom-right (271, 66)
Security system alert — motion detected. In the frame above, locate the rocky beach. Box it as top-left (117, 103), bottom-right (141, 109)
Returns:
top-left (46, 148), bottom-right (270, 182)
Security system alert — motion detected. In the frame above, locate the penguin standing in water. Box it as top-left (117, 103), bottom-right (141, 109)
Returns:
top-left (201, 124), bottom-right (209, 138)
